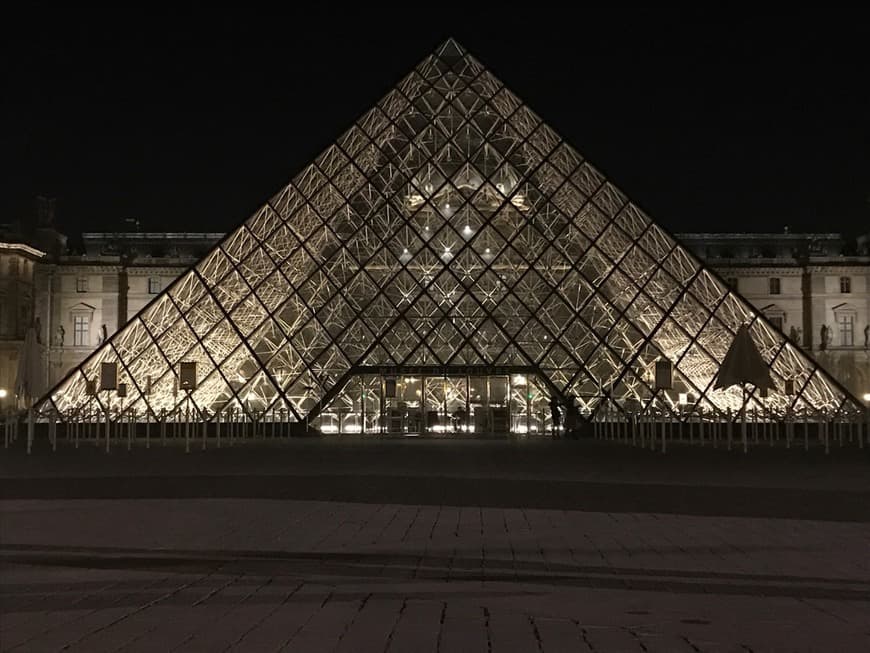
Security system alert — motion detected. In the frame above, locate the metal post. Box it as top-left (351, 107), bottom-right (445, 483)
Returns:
top-left (726, 408), bottom-right (732, 451)
top-left (860, 409), bottom-right (866, 449)
top-left (25, 406), bottom-right (33, 454)
top-left (710, 412), bottom-right (716, 448)
top-left (660, 409), bottom-right (667, 454)
top-left (105, 395), bottom-right (111, 454)
top-left (801, 407), bottom-right (808, 451)
top-left (823, 413), bottom-right (829, 455)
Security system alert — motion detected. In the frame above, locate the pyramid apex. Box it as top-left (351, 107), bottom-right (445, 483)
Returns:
top-left (435, 37), bottom-right (467, 60)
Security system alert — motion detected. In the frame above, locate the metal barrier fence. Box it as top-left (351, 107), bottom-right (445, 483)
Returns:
top-left (3, 404), bottom-right (868, 454)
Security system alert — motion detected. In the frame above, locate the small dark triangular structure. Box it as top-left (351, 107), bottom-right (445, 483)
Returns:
top-left (715, 324), bottom-right (775, 392)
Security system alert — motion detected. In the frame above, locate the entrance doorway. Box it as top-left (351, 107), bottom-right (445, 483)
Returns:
top-left (316, 366), bottom-right (553, 436)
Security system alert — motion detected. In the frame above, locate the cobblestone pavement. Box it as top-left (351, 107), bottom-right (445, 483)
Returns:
top-left (2, 441), bottom-right (869, 651)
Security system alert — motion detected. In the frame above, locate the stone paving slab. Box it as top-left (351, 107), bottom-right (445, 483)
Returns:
top-left (2, 497), bottom-right (870, 651)
top-left (2, 440), bottom-right (870, 651)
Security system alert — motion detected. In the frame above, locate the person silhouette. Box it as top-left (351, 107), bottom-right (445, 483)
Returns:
top-left (564, 396), bottom-right (580, 439)
top-left (549, 396), bottom-right (561, 437)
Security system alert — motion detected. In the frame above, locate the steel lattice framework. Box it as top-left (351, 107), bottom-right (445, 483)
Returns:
top-left (38, 39), bottom-right (863, 423)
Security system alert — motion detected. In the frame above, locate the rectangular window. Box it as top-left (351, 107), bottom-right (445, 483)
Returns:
top-left (769, 277), bottom-right (781, 294)
top-left (840, 276), bottom-right (851, 293)
top-left (148, 277), bottom-right (161, 294)
top-left (838, 314), bottom-right (854, 347)
top-left (76, 277), bottom-right (88, 293)
top-left (73, 315), bottom-right (89, 346)
top-left (768, 315), bottom-right (784, 331)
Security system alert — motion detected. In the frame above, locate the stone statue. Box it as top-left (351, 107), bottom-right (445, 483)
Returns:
top-left (98, 324), bottom-right (108, 344)
top-left (789, 325), bottom-right (800, 343)
top-left (865, 324), bottom-right (869, 349)
top-left (56, 325), bottom-right (65, 347)
top-left (819, 324), bottom-right (828, 351)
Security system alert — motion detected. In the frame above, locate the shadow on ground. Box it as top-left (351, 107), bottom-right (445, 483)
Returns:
top-left (2, 473), bottom-right (870, 522)
top-left (3, 543), bottom-right (870, 609)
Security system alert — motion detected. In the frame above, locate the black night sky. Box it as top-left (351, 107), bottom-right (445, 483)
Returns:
top-left (2, 7), bottom-right (868, 239)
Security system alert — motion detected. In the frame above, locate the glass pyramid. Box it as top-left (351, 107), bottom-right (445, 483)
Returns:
top-left (38, 39), bottom-right (862, 430)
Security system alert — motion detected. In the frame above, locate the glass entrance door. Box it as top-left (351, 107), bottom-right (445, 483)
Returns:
top-left (423, 375), bottom-right (467, 434)
top-left (317, 369), bottom-right (551, 436)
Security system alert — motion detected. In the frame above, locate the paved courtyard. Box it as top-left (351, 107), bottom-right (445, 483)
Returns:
top-left (2, 439), bottom-right (870, 651)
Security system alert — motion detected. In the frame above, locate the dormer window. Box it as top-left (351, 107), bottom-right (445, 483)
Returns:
top-left (769, 278), bottom-right (781, 295)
